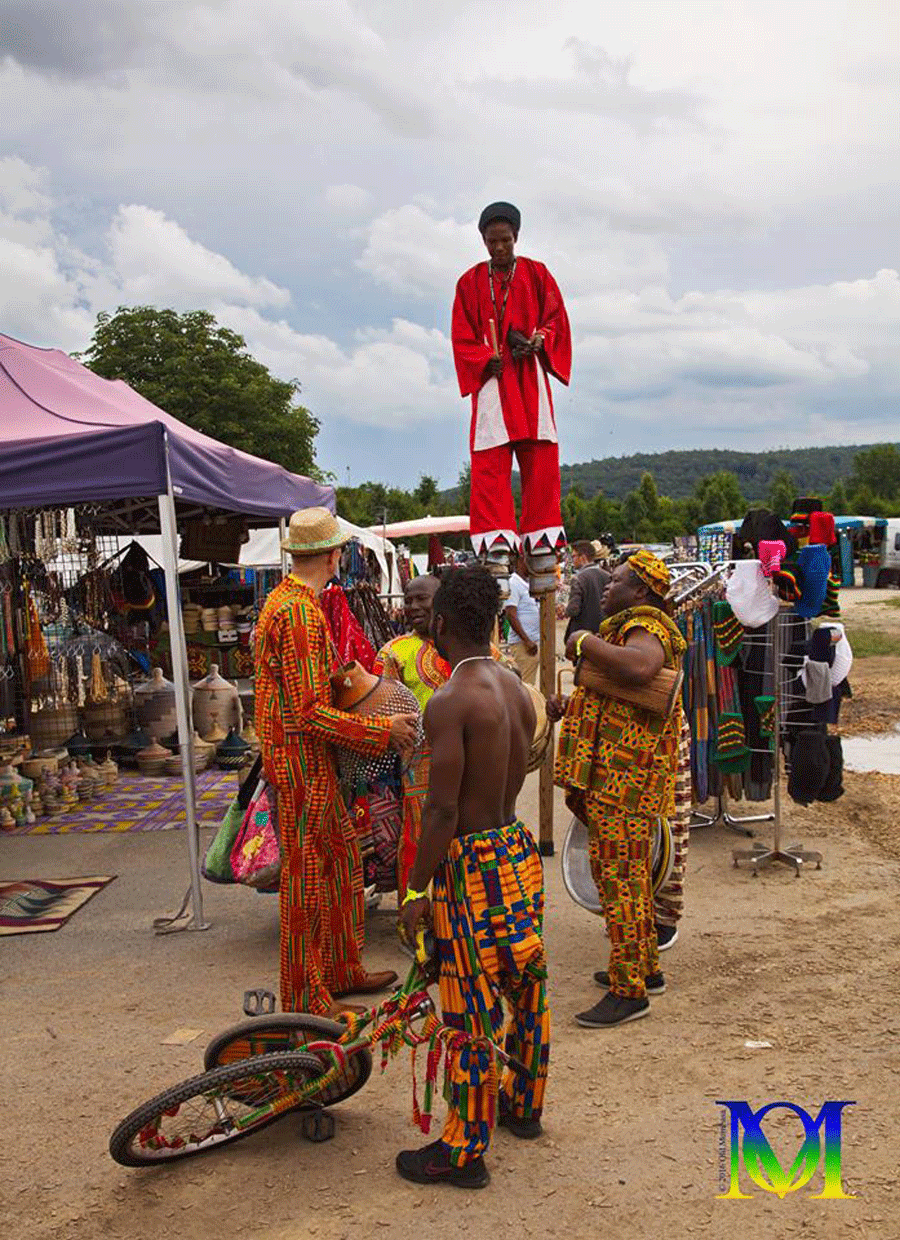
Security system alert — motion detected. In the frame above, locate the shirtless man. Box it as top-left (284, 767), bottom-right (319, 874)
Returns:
top-left (396, 566), bottom-right (551, 1189)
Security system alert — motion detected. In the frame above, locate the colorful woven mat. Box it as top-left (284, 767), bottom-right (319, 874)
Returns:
top-left (5, 770), bottom-right (237, 836)
top-left (0, 875), bottom-right (115, 935)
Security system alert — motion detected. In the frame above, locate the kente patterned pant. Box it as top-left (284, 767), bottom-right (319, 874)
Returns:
top-left (275, 766), bottom-right (367, 1015)
top-left (432, 822), bottom-right (550, 1166)
top-left (655, 717), bottom-right (692, 927)
top-left (579, 796), bottom-right (659, 999)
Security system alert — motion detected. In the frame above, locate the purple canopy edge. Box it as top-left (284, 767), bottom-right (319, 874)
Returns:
top-left (0, 333), bottom-right (334, 518)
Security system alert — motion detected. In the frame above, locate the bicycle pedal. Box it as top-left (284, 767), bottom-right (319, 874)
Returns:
top-left (242, 988), bottom-right (277, 1017)
top-left (302, 1111), bottom-right (335, 1143)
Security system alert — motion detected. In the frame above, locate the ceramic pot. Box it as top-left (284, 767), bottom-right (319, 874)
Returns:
top-left (29, 702), bottom-right (79, 753)
top-left (134, 668), bottom-right (178, 741)
top-left (192, 663), bottom-right (241, 739)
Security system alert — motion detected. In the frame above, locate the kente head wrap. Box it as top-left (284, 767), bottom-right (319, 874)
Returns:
top-left (478, 201), bottom-right (521, 235)
top-left (628, 549), bottom-right (670, 599)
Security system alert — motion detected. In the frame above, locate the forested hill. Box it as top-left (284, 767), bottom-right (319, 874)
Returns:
top-left (558, 445), bottom-right (898, 502)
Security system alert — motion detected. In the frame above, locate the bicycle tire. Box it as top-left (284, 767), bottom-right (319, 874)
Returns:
top-left (109, 1050), bottom-right (323, 1168)
top-left (203, 1013), bottom-right (372, 1109)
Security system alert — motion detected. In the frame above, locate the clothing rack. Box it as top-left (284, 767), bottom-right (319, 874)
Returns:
top-left (671, 561), bottom-right (769, 836)
top-left (731, 606), bottom-right (824, 876)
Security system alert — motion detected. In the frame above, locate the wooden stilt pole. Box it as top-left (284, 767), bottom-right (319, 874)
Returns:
top-left (538, 587), bottom-right (557, 856)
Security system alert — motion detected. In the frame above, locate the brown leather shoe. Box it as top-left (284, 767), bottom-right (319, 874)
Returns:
top-left (332, 970), bottom-right (399, 997)
top-left (325, 1001), bottom-right (367, 1019)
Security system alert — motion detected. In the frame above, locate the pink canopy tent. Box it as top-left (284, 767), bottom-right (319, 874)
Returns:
top-left (0, 333), bottom-right (332, 520)
top-left (0, 333), bottom-right (334, 932)
top-left (371, 514), bottom-right (469, 539)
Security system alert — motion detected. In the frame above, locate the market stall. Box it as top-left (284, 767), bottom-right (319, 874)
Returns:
top-left (0, 332), bottom-right (332, 932)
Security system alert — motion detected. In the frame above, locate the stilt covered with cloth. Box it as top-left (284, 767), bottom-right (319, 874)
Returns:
top-left (432, 821), bottom-right (550, 1165)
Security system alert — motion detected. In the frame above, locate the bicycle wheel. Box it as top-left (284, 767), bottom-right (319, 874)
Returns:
top-left (109, 1050), bottom-right (323, 1168)
top-left (203, 1013), bottom-right (372, 1109)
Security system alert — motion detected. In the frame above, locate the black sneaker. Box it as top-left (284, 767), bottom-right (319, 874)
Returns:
top-left (575, 992), bottom-right (650, 1029)
top-left (656, 923), bottom-right (678, 951)
top-left (593, 969), bottom-right (666, 995)
top-left (498, 1096), bottom-right (543, 1140)
top-left (396, 1140), bottom-right (489, 1189)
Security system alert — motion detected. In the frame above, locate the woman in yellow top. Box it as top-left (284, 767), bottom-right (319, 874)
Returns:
top-left (375, 575), bottom-right (510, 897)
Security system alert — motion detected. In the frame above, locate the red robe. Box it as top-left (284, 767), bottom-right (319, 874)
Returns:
top-left (451, 257), bottom-right (571, 450)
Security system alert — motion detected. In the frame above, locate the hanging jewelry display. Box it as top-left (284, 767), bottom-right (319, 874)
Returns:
top-left (89, 650), bottom-right (108, 702)
top-left (75, 652), bottom-right (86, 707)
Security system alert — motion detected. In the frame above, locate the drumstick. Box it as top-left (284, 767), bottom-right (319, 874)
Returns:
top-left (488, 317), bottom-right (499, 357)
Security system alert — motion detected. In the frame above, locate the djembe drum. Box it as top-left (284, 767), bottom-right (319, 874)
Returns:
top-left (524, 683), bottom-right (552, 775)
top-left (330, 661), bottom-right (422, 786)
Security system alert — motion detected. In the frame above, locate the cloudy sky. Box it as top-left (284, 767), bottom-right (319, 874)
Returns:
top-left (1, 0), bottom-right (898, 488)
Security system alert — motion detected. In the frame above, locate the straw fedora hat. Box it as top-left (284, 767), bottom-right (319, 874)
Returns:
top-left (281, 507), bottom-right (348, 556)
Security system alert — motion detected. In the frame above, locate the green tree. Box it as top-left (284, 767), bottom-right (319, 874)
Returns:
top-left (81, 306), bottom-right (322, 477)
top-left (562, 490), bottom-right (591, 540)
top-left (695, 470), bottom-right (744, 523)
top-left (414, 475), bottom-right (440, 510)
top-left (851, 444), bottom-right (900, 502)
top-left (768, 469), bottom-right (795, 519)
top-left (638, 471), bottom-right (660, 520)
top-left (456, 461), bottom-right (472, 513)
top-left (621, 490), bottom-right (647, 540)
top-left (827, 479), bottom-right (849, 516)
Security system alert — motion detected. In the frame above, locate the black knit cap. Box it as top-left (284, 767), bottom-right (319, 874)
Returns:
top-left (478, 201), bottom-right (521, 235)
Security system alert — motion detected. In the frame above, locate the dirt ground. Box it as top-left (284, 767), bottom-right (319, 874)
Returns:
top-left (4, 591), bottom-right (900, 1240)
top-left (836, 588), bottom-right (900, 737)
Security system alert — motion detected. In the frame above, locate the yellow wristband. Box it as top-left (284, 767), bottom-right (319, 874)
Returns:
top-left (575, 633), bottom-right (588, 660)
top-left (403, 887), bottom-right (428, 906)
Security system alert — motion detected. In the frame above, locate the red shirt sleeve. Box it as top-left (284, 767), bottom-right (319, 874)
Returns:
top-left (531, 262), bottom-right (571, 387)
top-left (451, 267), bottom-right (494, 398)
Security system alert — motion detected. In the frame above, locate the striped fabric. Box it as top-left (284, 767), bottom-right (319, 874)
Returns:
top-left (570, 793), bottom-right (659, 999)
top-left (655, 716), bottom-right (692, 927)
top-left (432, 821), bottom-right (550, 1166)
top-left (555, 605), bottom-right (686, 817)
top-left (255, 577), bottom-right (393, 1014)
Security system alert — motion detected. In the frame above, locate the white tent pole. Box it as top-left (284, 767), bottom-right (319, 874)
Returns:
top-left (279, 517), bottom-right (289, 577)
top-left (157, 445), bottom-right (208, 931)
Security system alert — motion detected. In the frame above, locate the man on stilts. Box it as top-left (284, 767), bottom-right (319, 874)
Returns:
top-left (451, 202), bottom-right (571, 589)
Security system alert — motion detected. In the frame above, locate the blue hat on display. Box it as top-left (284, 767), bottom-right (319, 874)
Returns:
top-left (794, 544), bottom-right (831, 619)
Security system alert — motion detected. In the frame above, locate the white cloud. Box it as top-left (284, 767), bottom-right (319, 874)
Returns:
top-left (1, 165), bottom-right (896, 453)
top-left (324, 184), bottom-right (373, 216)
top-left (108, 205), bottom-right (290, 310)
